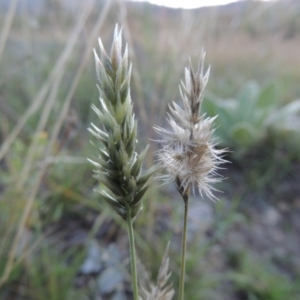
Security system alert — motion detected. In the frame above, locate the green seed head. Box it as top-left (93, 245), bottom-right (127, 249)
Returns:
top-left (89, 24), bottom-right (155, 220)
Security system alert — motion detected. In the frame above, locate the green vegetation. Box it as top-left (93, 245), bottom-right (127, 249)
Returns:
top-left (227, 251), bottom-right (300, 300)
top-left (1, 0), bottom-right (300, 299)
top-left (203, 81), bottom-right (300, 155)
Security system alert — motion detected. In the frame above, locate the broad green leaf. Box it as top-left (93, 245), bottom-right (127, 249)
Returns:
top-left (257, 83), bottom-right (277, 109)
top-left (203, 94), bottom-right (219, 116)
top-left (265, 99), bottom-right (300, 127)
top-left (236, 81), bottom-right (260, 103)
top-left (229, 122), bottom-right (260, 148)
top-left (236, 81), bottom-right (260, 122)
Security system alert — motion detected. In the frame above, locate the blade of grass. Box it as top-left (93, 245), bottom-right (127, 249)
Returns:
top-left (16, 69), bottom-right (65, 190)
top-left (0, 0), bottom-right (113, 287)
top-left (0, 0), bottom-right (18, 63)
top-left (0, 0), bottom-right (95, 161)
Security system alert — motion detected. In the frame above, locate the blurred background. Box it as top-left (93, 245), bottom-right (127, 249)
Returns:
top-left (0, 0), bottom-right (300, 299)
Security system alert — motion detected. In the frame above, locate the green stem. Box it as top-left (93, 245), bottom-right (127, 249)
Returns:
top-left (178, 194), bottom-right (189, 300)
top-left (126, 206), bottom-right (139, 300)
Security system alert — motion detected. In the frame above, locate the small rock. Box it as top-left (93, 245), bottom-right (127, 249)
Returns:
top-left (111, 290), bottom-right (128, 300)
top-left (262, 206), bottom-right (281, 226)
top-left (80, 239), bottom-right (102, 275)
top-left (98, 268), bottom-right (125, 294)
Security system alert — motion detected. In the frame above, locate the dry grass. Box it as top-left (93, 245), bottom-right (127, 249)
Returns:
top-left (0, 0), bottom-right (300, 299)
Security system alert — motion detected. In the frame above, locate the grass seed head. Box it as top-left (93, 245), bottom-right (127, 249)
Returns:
top-left (154, 50), bottom-right (227, 200)
top-left (140, 242), bottom-right (174, 300)
top-left (89, 24), bottom-right (155, 220)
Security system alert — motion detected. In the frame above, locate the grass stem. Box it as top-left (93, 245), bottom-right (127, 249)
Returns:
top-left (178, 193), bottom-right (189, 300)
top-left (126, 206), bottom-right (139, 300)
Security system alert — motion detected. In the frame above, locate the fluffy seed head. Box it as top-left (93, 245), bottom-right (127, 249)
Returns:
top-left (154, 50), bottom-right (226, 200)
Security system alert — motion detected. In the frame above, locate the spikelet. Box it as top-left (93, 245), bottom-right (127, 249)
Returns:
top-left (88, 25), bottom-right (156, 220)
top-left (154, 50), bottom-right (227, 200)
top-left (140, 242), bottom-right (174, 300)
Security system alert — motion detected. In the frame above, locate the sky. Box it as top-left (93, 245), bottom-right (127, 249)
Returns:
top-left (128, 0), bottom-right (274, 9)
